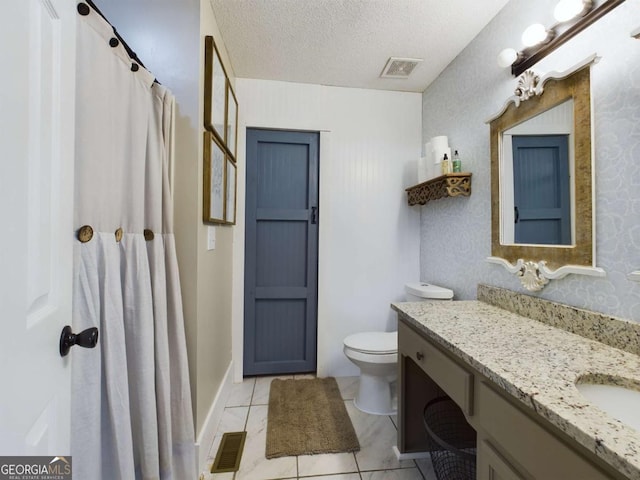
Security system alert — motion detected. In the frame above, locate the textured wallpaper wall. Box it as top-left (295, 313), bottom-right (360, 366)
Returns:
top-left (420, 0), bottom-right (640, 321)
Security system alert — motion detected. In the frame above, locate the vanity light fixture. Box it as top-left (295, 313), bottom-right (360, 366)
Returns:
top-left (521, 23), bottom-right (553, 47)
top-left (497, 48), bottom-right (521, 68)
top-left (497, 0), bottom-right (625, 76)
top-left (554, 0), bottom-right (592, 22)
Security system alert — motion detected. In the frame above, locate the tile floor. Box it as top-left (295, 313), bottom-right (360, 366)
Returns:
top-left (201, 375), bottom-right (437, 480)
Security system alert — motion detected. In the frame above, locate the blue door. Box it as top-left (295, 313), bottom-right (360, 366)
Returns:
top-left (512, 135), bottom-right (571, 245)
top-left (244, 129), bottom-right (319, 375)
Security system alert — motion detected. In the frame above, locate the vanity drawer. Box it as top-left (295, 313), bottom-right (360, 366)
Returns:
top-left (398, 321), bottom-right (474, 416)
top-left (477, 439), bottom-right (527, 480)
top-left (476, 381), bottom-right (612, 480)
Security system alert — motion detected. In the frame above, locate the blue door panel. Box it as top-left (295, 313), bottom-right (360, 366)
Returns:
top-left (512, 135), bottom-right (571, 245)
top-left (256, 220), bottom-right (308, 287)
top-left (518, 220), bottom-right (561, 245)
top-left (514, 145), bottom-right (562, 207)
top-left (245, 128), bottom-right (319, 375)
top-left (257, 143), bottom-right (309, 209)
top-left (255, 299), bottom-right (307, 363)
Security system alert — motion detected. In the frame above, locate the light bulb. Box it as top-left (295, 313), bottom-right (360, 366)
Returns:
top-left (497, 48), bottom-right (519, 68)
top-left (522, 23), bottom-right (548, 47)
top-left (554, 0), bottom-right (587, 22)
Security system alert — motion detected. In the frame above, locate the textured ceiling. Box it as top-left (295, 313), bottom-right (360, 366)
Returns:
top-left (209, 0), bottom-right (511, 93)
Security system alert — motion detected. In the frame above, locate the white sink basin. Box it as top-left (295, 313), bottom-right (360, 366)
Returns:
top-left (576, 382), bottom-right (640, 432)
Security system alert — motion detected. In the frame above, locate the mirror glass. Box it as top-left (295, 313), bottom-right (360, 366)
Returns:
top-left (489, 66), bottom-right (594, 268)
top-left (501, 99), bottom-right (574, 246)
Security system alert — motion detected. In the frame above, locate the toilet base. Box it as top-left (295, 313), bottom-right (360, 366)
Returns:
top-left (353, 373), bottom-right (397, 416)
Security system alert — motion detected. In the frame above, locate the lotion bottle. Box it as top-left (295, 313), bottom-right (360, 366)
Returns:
top-left (441, 153), bottom-right (450, 175)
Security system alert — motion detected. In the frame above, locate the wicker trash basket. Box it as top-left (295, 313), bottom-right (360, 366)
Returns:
top-left (423, 396), bottom-right (477, 480)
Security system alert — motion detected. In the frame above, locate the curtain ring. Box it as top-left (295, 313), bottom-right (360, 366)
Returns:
top-left (77, 3), bottom-right (90, 16)
top-left (77, 225), bottom-right (94, 243)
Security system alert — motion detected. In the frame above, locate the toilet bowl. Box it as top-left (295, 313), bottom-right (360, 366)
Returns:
top-left (343, 331), bottom-right (398, 415)
top-left (343, 282), bottom-right (454, 416)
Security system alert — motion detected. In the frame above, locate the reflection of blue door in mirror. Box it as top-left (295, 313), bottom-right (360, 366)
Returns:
top-left (512, 135), bottom-right (570, 245)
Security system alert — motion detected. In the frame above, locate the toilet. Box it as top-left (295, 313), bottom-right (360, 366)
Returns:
top-left (343, 282), bottom-right (454, 415)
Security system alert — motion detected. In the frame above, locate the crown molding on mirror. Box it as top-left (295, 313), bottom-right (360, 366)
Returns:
top-left (513, 70), bottom-right (540, 102)
top-left (486, 54), bottom-right (599, 123)
top-left (487, 257), bottom-right (606, 292)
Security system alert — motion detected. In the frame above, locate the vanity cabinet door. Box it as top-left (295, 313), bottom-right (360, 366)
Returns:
top-left (476, 381), bottom-right (613, 480)
top-left (478, 439), bottom-right (528, 480)
top-left (398, 321), bottom-right (474, 416)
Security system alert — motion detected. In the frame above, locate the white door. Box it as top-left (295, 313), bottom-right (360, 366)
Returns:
top-left (0, 0), bottom-right (76, 455)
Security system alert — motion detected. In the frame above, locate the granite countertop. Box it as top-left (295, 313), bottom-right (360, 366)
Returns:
top-left (392, 300), bottom-right (640, 480)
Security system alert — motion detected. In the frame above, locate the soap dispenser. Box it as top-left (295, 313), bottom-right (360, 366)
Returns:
top-left (452, 150), bottom-right (462, 173)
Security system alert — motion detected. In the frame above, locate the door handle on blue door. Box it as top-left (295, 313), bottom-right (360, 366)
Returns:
top-left (311, 207), bottom-right (318, 224)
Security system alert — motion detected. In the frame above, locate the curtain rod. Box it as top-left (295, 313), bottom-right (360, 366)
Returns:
top-left (84, 0), bottom-right (160, 84)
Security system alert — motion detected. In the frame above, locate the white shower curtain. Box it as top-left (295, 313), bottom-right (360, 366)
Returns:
top-left (71, 6), bottom-right (196, 479)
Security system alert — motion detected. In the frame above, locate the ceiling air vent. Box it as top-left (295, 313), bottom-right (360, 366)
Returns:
top-left (380, 57), bottom-right (423, 79)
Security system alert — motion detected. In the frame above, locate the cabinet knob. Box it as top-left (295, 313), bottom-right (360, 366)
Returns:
top-left (416, 351), bottom-right (424, 361)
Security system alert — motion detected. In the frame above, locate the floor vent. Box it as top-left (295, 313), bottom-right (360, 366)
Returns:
top-left (211, 431), bottom-right (247, 473)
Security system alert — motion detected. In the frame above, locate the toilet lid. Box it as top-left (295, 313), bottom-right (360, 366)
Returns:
top-left (344, 331), bottom-right (397, 354)
top-left (405, 282), bottom-right (453, 299)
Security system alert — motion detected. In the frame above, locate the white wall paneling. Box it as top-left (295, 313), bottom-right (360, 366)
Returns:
top-left (235, 79), bottom-right (421, 377)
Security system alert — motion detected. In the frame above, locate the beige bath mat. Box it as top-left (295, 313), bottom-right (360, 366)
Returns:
top-left (265, 377), bottom-right (360, 458)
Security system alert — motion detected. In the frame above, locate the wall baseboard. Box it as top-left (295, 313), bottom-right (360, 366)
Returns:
top-left (392, 445), bottom-right (429, 460)
top-left (195, 361), bottom-right (233, 475)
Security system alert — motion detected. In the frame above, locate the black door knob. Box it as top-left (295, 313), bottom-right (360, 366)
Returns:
top-left (59, 325), bottom-right (99, 357)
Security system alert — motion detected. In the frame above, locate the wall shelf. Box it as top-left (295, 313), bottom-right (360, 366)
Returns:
top-left (406, 172), bottom-right (472, 205)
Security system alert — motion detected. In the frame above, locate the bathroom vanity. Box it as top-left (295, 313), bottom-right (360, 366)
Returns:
top-left (393, 286), bottom-right (640, 480)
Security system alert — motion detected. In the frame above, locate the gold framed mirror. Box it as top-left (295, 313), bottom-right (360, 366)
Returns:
top-left (488, 58), bottom-right (596, 272)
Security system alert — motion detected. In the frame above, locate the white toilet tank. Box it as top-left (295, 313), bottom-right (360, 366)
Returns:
top-left (404, 282), bottom-right (454, 302)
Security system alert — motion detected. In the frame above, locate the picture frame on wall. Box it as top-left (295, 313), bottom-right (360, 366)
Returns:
top-left (226, 83), bottom-right (238, 160)
top-left (202, 35), bottom-right (240, 226)
top-left (204, 36), bottom-right (227, 142)
top-left (225, 157), bottom-right (237, 224)
top-left (203, 131), bottom-right (226, 224)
